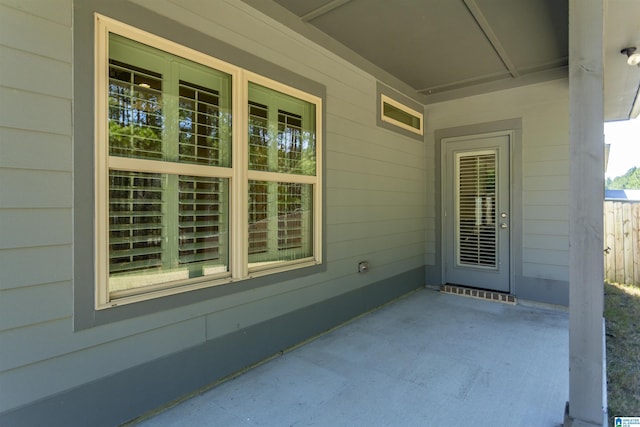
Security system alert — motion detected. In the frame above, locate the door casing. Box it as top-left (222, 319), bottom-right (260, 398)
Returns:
top-left (441, 130), bottom-right (514, 293)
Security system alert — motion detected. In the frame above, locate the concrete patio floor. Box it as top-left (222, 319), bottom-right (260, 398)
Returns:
top-left (131, 288), bottom-right (569, 426)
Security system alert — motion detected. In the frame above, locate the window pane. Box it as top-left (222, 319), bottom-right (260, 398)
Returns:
top-left (108, 171), bottom-right (229, 294)
top-left (178, 79), bottom-right (231, 167)
top-left (178, 175), bottom-right (228, 271)
top-left (109, 171), bottom-right (165, 287)
top-left (108, 60), bottom-right (164, 159)
top-left (277, 110), bottom-right (305, 174)
top-left (108, 33), bottom-right (232, 166)
top-left (248, 180), bottom-right (313, 265)
top-left (248, 180), bottom-right (269, 256)
top-left (248, 101), bottom-right (269, 171)
top-left (248, 83), bottom-right (316, 175)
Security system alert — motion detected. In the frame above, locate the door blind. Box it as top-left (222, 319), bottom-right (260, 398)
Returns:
top-left (457, 152), bottom-right (497, 268)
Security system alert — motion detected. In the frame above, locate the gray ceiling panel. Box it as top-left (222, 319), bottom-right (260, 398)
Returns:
top-left (308, 0), bottom-right (507, 91)
top-left (474, 0), bottom-right (568, 72)
top-left (272, 0), bottom-right (335, 18)
top-left (250, 0), bottom-right (640, 119)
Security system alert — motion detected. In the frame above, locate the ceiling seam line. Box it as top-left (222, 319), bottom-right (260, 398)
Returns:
top-left (419, 72), bottom-right (513, 93)
top-left (300, 0), bottom-right (352, 22)
top-left (418, 64), bottom-right (569, 94)
top-left (463, 0), bottom-right (520, 78)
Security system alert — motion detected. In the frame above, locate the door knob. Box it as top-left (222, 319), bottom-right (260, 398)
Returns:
top-left (500, 223), bottom-right (508, 229)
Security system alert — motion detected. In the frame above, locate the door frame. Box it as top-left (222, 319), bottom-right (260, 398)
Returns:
top-left (433, 119), bottom-right (522, 296)
top-left (442, 131), bottom-right (512, 292)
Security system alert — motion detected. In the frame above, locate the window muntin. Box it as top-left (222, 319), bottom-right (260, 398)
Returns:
top-left (95, 15), bottom-right (322, 308)
top-left (380, 94), bottom-right (423, 136)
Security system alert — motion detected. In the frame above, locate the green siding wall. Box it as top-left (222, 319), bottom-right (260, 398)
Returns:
top-left (0, 0), bottom-right (426, 419)
top-left (426, 80), bottom-right (570, 304)
top-left (0, 0), bottom-right (572, 421)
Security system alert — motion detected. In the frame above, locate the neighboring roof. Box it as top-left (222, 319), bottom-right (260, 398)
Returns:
top-left (605, 189), bottom-right (640, 201)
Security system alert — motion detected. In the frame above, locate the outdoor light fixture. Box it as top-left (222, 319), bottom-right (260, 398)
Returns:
top-left (621, 47), bottom-right (640, 66)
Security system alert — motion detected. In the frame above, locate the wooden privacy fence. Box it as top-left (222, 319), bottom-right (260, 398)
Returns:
top-left (604, 201), bottom-right (640, 286)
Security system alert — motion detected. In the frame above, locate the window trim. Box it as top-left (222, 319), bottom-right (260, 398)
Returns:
top-left (94, 14), bottom-right (322, 310)
top-left (380, 93), bottom-right (424, 136)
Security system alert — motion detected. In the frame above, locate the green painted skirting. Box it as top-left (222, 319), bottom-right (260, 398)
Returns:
top-left (0, 267), bottom-right (424, 427)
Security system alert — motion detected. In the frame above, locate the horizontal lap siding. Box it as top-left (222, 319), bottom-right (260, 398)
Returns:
top-left (0, 245), bottom-right (72, 290)
top-left (0, 169), bottom-right (72, 208)
top-left (0, 209), bottom-right (72, 249)
top-left (426, 80), bottom-right (570, 284)
top-left (0, 1), bottom-right (73, 307)
top-left (521, 107), bottom-right (569, 281)
top-left (1, 319), bottom-right (206, 412)
top-left (0, 5), bottom-right (71, 62)
top-left (0, 282), bottom-right (71, 331)
top-left (0, 0), bottom-right (76, 412)
top-left (1, 0), bottom-right (426, 413)
top-left (0, 128), bottom-right (72, 172)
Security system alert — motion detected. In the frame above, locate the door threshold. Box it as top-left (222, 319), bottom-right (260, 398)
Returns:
top-left (440, 284), bottom-right (516, 305)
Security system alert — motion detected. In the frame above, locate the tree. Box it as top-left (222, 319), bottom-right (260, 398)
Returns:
top-left (606, 166), bottom-right (640, 189)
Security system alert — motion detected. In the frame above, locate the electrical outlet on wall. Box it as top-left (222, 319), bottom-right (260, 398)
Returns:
top-left (358, 261), bottom-right (369, 273)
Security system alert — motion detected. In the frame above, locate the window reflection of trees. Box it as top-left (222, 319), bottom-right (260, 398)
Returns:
top-left (248, 101), bottom-right (270, 171)
top-left (107, 59), bottom-right (230, 285)
top-left (108, 60), bottom-right (163, 159)
top-left (179, 81), bottom-right (225, 166)
top-left (248, 99), bottom-right (314, 261)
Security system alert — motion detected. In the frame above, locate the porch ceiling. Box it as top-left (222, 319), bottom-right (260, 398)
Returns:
top-left (243, 0), bottom-right (640, 121)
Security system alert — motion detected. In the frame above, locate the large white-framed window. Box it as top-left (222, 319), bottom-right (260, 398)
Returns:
top-left (95, 15), bottom-right (322, 309)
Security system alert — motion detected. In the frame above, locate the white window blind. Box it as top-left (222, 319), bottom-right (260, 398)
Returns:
top-left (177, 176), bottom-right (228, 269)
top-left (95, 15), bottom-right (322, 308)
top-left (108, 171), bottom-right (164, 277)
top-left (456, 151), bottom-right (497, 268)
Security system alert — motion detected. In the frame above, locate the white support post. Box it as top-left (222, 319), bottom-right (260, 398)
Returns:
top-left (565, 0), bottom-right (606, 426)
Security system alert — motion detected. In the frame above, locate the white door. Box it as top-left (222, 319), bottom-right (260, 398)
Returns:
top-left (443, 134), bottom-right (510, 292)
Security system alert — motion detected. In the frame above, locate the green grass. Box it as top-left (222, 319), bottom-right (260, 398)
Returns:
top-left (605, 281), bottom-right (640, 424)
